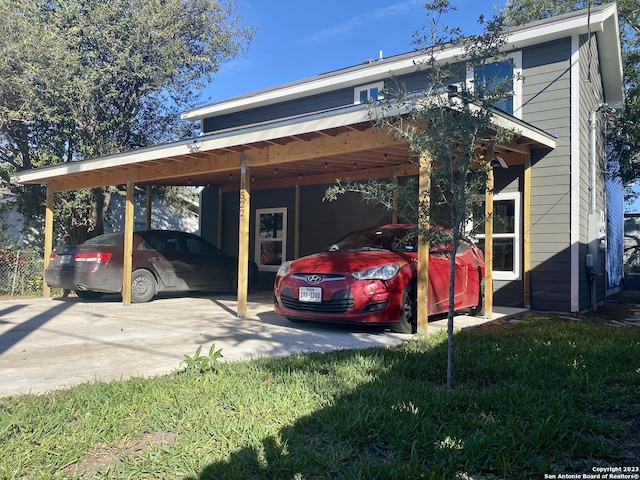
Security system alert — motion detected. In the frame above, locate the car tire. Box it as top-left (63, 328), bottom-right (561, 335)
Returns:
top-left (391, 283), bottom-right (416, 334)
top-left (131, 269), bottom-right (157, 303)
top-left (75, 290), bottom-right (104, 300)
top-left (470, 274), bottom-right (484, 316)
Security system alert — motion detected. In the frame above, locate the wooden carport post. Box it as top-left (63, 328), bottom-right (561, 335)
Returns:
top-left (416, 153), bottom-right (431, 333)
top-left (237, 157), bottom-right (250, 318)
top-left (484, 162), bottom-right (494, 319)
top-left (523, 150), bottom-right (532, 309)
top-left (122, 179), bottom-right (135, 305)
top-left (145, 186), bottom-right (152, 230)
top-left (43, 188), bottom-right (54, 297)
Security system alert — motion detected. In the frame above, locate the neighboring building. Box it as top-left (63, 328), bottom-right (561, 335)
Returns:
top-left (10, 4), bottom-right (624, 313)
top-left (0, 187), bottom-right (199, 245)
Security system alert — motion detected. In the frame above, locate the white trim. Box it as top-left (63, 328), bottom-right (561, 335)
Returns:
top-left (255, 207), bottom-right (287, 272)
top-left (511, 51), bottom-right (523, 119)
top-left (570, 34), bottom-right (581, 312)
top-left (474, 192), bottom-right (522, 281)
top-left (465, 52), bottom-right (523, 120)
top-left (354, 81), bottom-right (384, 105)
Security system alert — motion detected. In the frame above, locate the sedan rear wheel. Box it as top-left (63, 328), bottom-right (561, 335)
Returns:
top-left (391, 283), bottom-right (416, 334)
top-left (131, 269), bottom-right (157, 303)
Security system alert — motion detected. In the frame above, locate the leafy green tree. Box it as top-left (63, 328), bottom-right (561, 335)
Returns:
top-left (505, 0), bottom-right (639, 201)
top-left (326, 1), bottom-right (516, 390)
top-left (0, 0), bottom-right (254, 245)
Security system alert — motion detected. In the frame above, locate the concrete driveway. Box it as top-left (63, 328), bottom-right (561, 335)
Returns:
top-left (0, 293), bottom-right (523, 397)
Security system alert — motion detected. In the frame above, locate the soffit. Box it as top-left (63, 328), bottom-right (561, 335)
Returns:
top-left (10, 106), bottom-right (555, 193)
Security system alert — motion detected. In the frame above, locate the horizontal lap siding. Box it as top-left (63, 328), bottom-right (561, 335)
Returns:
top-left (203, 88), bottom-right (355, 133)
top-left (522, 39), bottom-right (573, 311)
top-left (299, 185), bottom-right (391, 256)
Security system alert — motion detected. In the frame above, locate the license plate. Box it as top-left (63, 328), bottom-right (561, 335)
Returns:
top-left (299, 287), bottom-right (322, 303)
top-left (60, 255), bottom-right (72, 264)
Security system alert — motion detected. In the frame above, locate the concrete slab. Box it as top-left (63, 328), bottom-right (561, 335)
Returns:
top-left (0, 293), bottom-right (525, 397)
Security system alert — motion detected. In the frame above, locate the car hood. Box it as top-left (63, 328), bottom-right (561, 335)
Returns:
top-left (288, 250), bottom-right (412, 274)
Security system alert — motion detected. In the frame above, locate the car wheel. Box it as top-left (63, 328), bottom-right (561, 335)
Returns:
top-left (391, 283), bottom-right (416, 334)
top-left (469, 274), bottom-right (484, 316)
top-left (131, 269), bottom-right (157, 303)
top-left (75, 290), bottom-right (104, 300)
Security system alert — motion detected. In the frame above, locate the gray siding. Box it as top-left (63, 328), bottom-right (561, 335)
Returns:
top-left (578, 32), bottom-right (607, 310)
top-left (203, 88), bottom-right (355, 133)
top-left (299, 186), bottom-right (391, 256)
top-left (202, 70), bottom-right (463, 134)
top-left (522, 38), bottom-right (573, 311)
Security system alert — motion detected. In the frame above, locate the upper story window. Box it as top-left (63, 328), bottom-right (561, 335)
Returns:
top-left (467, 52), bottom-right (522, 118)
top-left (354, 82), bottom-right (384, 105)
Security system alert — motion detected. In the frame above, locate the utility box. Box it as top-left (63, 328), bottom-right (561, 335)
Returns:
top-left (587, 212), bottom-right (606, 275)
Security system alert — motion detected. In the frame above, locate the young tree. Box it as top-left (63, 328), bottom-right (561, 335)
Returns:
top-left (326, 1), bottom-right (516, 390)
top-left (0, 0), bottom-right (255, 245)
top-left (505, 0), bottom-right (639, 201)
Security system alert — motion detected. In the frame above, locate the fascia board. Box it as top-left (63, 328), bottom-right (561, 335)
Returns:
top-left (10, 106), bottom-right (374, 185)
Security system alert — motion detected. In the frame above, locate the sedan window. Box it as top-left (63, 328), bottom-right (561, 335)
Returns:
top-left (331, 228), bottom-right (416, 252)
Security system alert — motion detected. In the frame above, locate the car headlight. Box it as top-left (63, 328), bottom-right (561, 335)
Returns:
top-left (352, 263), bottom-right (400, 280)
top-left (276, 261), bottom-right (292, 277)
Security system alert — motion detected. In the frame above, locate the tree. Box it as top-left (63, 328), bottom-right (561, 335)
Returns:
top-left (0, 0), bottom-right (255, 245)
top-left (326, 1), bottom-right (516, 391)
top-left (505, 0), bottom-right (639, 202)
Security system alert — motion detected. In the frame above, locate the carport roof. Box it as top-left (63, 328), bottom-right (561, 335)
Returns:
top-left (10, 102), bottom-right (556, 193)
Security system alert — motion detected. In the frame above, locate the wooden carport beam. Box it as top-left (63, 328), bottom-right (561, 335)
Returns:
top-left (416, 153), bottom-right (431, 333)
top-left (484, 159), bottom-right (494, 320)
top-left (237, 157), bottom-right (250, 318)
top-left (523, 150), bottom-right (532, 308)
top-left (43, 189), bottom-right (54, 297)
top-left (44, 128), bottom-right (405, 193)
top-left (122, 179), bottom-right (135, 305)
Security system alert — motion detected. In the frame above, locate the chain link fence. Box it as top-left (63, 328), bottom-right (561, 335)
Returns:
top-left (0, 249), bottom-right (45, 297)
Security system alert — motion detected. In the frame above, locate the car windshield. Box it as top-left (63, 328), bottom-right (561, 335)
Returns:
top-left (329, 227), bottom-right (416, 252)
top-left (82, 233), bottom-right (124, 246)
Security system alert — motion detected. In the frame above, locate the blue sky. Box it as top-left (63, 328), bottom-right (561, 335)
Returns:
top-left (204, 0), bottom-right (506, 102)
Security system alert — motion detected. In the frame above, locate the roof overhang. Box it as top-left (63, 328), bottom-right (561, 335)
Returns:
top-left (10, 104), bottom-right (556, 193)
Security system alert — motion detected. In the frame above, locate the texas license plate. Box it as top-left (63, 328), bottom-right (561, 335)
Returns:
top-left (299, 287), bottom-right (322, 302)
top-left (60, 255), bottom-right (72, 264)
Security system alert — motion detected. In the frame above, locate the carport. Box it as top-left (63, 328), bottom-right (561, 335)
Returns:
top-left (9, 104), bottom-right (555, 330)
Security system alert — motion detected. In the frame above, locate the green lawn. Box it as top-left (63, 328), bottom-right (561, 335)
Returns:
top-left (1, 306), bottom-right (639, 479)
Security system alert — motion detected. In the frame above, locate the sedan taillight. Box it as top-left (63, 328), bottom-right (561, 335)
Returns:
top-left (49, 253), bottom-right (58, 261)
top-left (74, 252), bottom-right (112, 263)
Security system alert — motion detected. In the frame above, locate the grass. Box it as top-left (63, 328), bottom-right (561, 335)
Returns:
top-left (1, 295), bottom-right (639, 479)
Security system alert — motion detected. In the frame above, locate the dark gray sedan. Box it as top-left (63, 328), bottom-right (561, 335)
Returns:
top-left (45, 230), bottom-right (258, 302)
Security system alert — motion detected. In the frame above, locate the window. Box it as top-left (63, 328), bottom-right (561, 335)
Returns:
top-left (470, 192), bottom-right (521, 281)
top-left (255, 208), bottom-right (287, 272)
top-left (354, 82), bottom-right (384, 104)
top-left (467, 52), bottom-right (522, 118)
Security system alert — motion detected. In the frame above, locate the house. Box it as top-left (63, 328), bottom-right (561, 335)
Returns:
top-left (10, 4), bottom-right (624, 319)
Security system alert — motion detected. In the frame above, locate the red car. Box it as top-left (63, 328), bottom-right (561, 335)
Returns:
top-left (273, 224), bottom-right (484, 333)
